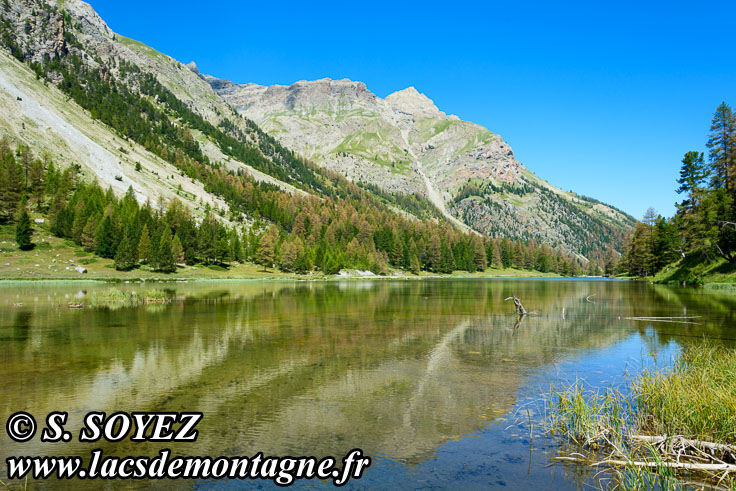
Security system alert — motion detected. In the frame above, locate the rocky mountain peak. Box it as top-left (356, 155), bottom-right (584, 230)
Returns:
top-left (185, 61), bottom-right (200, 75)
top-left (59, 0), bottom-right (113, 40)
top-left (385, 86), bottom-right (443, 117)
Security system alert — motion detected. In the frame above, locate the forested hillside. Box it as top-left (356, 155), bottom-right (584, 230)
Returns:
top-left (0, 0), bottom-right (612, 277)
top-left (619, 102), bottom-right (736, 284)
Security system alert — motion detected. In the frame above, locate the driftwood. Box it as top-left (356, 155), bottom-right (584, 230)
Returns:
top-left (625, 316), bottom-right (702, 325)
top-left (630, 435), bottom-right (736, 458)
top-left (504, 296), bottom-right (527, 315)
top-left (594, 460), bottom-right (736, 472)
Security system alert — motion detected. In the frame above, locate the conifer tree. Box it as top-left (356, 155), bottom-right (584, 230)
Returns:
top-left (0, 150), bottom-right (22, 222)
top-left (155, 228), bottom-right (176, 273)
top-left (15, 209), bottom-right (33, 250)
top-left (215, 231), bottom-right (230, 265)
top-left (114, 232), bottom-right (137, 271)
top-left (171, 234), bottom-right (184, 264)
top-left (81, 217), bottom-right (98, 250)
top-left (427, 235), bottom-right (442, 272)
top-left (95, 215), bottom-right (117, 258)
top-left (472, 237), bottom-right (487, 271)
top-left (491, 241), bottom-right (502, 268)
top-left (707, 102), bottom-right (736, 192)
top-left (676, 151), bottom-right (708, 211)
top-left (279, 236), bottom-right (300, 272)
top-left (255, 226), bottom-right (278, 271)
top-left (138, 224), bottom-right (152, 264)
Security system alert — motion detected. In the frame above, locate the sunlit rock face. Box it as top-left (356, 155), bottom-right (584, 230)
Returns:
top-left (207, 74), bottom-right (634, 256)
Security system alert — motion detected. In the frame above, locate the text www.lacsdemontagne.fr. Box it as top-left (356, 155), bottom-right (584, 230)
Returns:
top-left (7, 449), bottom-right (371, 486)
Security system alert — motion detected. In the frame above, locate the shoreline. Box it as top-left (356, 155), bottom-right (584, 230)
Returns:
top-left (0, 271), bottom-right (574, 284)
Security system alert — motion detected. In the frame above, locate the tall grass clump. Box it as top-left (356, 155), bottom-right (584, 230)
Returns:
top-left (89, 288), bottom-right (172, 309)
top-left (548, 382), bottom-right (631, 450)
top-left (547, 344), bottom-right (736, 489)
top-left (635, 343), bottom-right (736, 445)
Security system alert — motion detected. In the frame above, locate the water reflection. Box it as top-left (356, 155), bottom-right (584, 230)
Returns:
top-left (0, 280), bottom-right (734, 488)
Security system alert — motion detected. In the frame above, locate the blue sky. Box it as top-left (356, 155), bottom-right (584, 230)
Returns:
top-left (88, 0), bottom-right (735, 219)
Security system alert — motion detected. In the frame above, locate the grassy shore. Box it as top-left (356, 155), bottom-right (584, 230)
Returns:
top-left (654, 255), bottom-right (736, 287)
top-left (0, 224), bottom-right (560, 282)
top-left (548, 344), bottom-right (736, 489)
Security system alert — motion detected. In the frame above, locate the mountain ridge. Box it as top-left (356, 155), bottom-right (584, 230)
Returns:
top-left (203, 71), bottom-right (635, 256)
top-left (0, 0), bottom-right (632, 272)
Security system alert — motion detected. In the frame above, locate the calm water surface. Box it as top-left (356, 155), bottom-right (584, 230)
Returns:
top-left (1, 279), bottom-right (735, 489)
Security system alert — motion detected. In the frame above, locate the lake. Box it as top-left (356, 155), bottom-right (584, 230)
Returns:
top-left (1, 279), bottom-right (735, 489)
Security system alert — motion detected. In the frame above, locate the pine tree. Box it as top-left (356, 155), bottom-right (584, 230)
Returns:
top-left (138, 224), bottom-right (152, 264)
top-left (707, 102), bottom-right (736, 192)
top-left (0, 150), bottom-right (22, 222)
top-left (95, 215), bottom-right (117, 259)
top-left (427, 234), bottom-right (442, 272)
top-left (171, 234), bottom-right (184, 264)
top-left (215, 233), bottom-right (230, 265)
top-left (155, 228), bottom-right (176, 273)
top-left (440, 241), bottom-right (455, 274)
top-left (114, 233), bottom-right (137, 271)
top-left (81, 217), bottom-right (98, 250)
top-left (676, 151), bottom-right (708, 211)
top-left (472, 237), bottom-right (487, 271)
top-left (15, 209), bottom-right (33, 250)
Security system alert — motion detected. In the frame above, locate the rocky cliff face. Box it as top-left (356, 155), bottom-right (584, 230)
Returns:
top-left (205, 74), bottom-right (634, 255)
top-left (0, 0), bottom-right (305, 212)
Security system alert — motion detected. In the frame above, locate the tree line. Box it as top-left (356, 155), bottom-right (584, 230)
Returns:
top-left (0, 137), bottom-right (594, 276)
top-left (0, 3), bottom-right (596, 277)
top-left (619, 102), bottom-right (736, 278)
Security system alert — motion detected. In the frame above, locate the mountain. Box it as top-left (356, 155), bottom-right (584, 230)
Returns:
top-left (0, 0), bottom-right (630, 275)
top-left (0, 0), bottom-right (312, 217)
top-left (204, 76), bottom-right (636, 256)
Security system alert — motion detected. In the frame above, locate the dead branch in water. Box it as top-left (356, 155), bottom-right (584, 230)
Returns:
top-left (585, 294), bottom-right (597, 303)
top-left (629, 435), bottom-right (736, 460)
top-left (594, 459), bottom-right (736, 473)
top-left (625, 316), bottom-right (702, 325)
top-left (504, 296), bottom-right (527, 315)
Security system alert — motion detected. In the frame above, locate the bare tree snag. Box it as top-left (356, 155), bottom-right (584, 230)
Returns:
top-left (504, 296), bottom-right (527, 316)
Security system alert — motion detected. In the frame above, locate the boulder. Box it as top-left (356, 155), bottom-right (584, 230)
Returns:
top-left (75, 266), bottom-right (88, 274)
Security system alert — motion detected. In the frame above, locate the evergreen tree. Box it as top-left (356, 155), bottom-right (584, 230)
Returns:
top-left (676, 151), bottom-right (708, 211)
top-left (95, 215), bottom-right (117, 259)
top-left (138, 224), bottom-right (152, 264)
top-left (0, 149), bottom-right (22, 222)
top-left (114, 232), bottom-right (137, 271)
top-left (215, 231), bottom-right (230, 265)
top-left (171, 234), bottom-right (184, 264)
top-left (706, 102), bottom-right (736, 192)
top-left (427, 235), bottom-right (442, 272)
top-left (81, 217), bottom-right (98, 251)
top-left (15, 209), bottom-right (33, 250)
top-left (472, 237), bottom-right (487, 271)
top-left (155, 228), bottom-right (176, 273)
top-left (28, 158), bottom-right (45, 210)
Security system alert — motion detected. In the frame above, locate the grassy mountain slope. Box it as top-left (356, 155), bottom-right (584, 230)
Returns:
top-left (206, 76), bottom-right (635, 257)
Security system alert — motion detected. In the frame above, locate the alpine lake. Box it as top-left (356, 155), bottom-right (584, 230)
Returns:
top-left (1, 278), bottom-right (735, 489)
